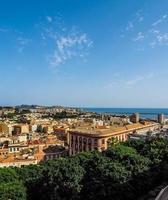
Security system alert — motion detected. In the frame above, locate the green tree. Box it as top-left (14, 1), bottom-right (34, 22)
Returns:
top-left (0, 168), bottom-right (19, 183)
top-left (0, 182), bottom-right (26, 200)
top-left (125, 138), bottom-right (168, 164)
top-left (77, 151), bottom-right (131, 200)
top-left (16, 165), bottom-right (44, 200)
top-left (107, 137), bottom-right (119, 147)
top-left (104, 144), bottom-right (151, 175)
top-left (39, 158), bottom-right (84, 200)
top-left (0, 168), bottom-right (26, 200)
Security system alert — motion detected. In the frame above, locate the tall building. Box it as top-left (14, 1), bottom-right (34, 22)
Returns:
top-left (0, 110), bottom-right (3, 117)
top-left (130, 113), bottom-right (140, 123)
top-left (158, 114), bottom-right (165, 124)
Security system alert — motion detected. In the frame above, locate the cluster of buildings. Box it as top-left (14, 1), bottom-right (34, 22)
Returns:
top-left (0, 105), bottom-right (167, 167)
top-left (0, 106), bottom-right (72, 167)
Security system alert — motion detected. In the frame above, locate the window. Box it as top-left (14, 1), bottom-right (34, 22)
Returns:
top-left (75, 144), bottom-right (78, 151)
top-left (94, 139), bottom-right (98, 145)
top-left (88, 145), bottom-right (92, 151)
top-left (83, 138), bottom-right (87, 144)
top-left (83, 145), bottom-right (87, 151)
top-left (79, 144), bottom-right (82, 151)
top-left (88, 139), bottom-right (92, 145)
top-left (102, 139), bottom-right (105, 144)
top-left (122, 135), bottom-right (125, 141)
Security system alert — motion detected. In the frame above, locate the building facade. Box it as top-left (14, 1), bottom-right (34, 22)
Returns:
top-left (69, 122), bottom-right (159, 155)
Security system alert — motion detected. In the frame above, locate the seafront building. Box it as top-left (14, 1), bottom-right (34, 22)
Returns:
top-left (158, 114), bottom-right (165, 124)
top-left (68, 121), bottom-right (159, 155)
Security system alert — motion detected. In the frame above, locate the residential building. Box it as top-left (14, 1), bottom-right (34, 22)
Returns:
top-left (69, 121), bottom-right (159, 155)
top-left (13, 124), bottom-right (29, 135)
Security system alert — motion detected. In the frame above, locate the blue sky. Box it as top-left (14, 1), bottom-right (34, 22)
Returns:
top-left (0, 0), bottom-right (168, 107)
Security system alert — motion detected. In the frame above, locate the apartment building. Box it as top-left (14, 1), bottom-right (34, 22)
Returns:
top-left (13, 124), bottom-right (29, 135)
top-left (69, 121), bottom-right (159, 155)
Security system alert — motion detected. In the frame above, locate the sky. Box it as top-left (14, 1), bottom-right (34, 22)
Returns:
top-left (1, 0), bottom-right (168, 108)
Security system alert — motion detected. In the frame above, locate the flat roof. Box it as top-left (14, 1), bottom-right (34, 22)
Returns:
top-left (69, 122), bottom-right (158, 138)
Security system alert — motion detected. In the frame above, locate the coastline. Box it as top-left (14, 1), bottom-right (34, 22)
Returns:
top-left (82, 108), bottom-right (168, 119)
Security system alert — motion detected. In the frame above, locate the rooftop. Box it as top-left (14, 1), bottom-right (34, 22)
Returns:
top-left (69, 121), bottom-right (158, 137)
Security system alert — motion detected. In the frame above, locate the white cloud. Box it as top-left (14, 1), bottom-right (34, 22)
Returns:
top-left (41, 33), bottom-right (46, 40)
top-left (48, 31), bottom-right (93, 68)
top-left (125, 10), bottom-right (144, 32)
top-left (152, 19), bottom-right (163, 27)
top-left (125, 73), bottom-right (154, 86)
top-left (163, 14), bottom-right (167, 19)
top-left (106, 73), bottom-right (154, 88)
top-left (133, 32), bottom-right (145, 41)
top-left (156, 33), bottom-right (168, 44)
top-left (149, 41), bottom-right (157, 48)
top-left (41, 18), bottom-right (93, 70)
top-left (139, 16), bottom-right (144, 22)
top-left (123, 10), bottom-right (168, 50)
top-left (150, 30), bottom-right (168, 47)
top-left (17, 37), bottom-right (31, 53)
top-left (48, 51), bottom-right (63, 66)
top-left (125, 76), bottom-right (144, 86)
top-left (126, 12), bottom-right (168, 49)
top-left (152, 14), bottom-right (167, 26)
top-left (126, 21), bottom-right (134, 31)
top-left (150, 29), bottom-right (160, 34)
top-left (46, 16), bottom-right (52, 23)
top-left (0, 27), bottom-right (32, 53)
top-left (136, 10), bottom-right (144, 22)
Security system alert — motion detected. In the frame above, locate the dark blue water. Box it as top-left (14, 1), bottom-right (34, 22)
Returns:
top-left (82, 108), bottom-right (168, 120)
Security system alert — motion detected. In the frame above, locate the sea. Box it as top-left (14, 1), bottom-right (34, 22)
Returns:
top-left (82, 108), bottom-right (168, 120)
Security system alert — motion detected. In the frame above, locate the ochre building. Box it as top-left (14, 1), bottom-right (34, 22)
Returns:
top-left (68, 122), bottom-right (159, 155)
